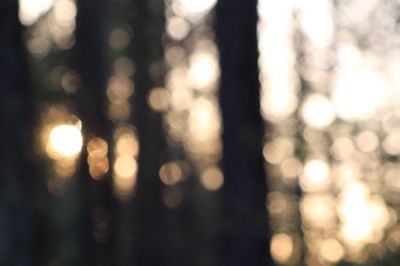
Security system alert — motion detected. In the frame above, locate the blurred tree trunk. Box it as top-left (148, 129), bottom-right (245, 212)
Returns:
top-left (0, 1), bottom-right (32, 265)
top-left (74, 1), bottom-right (115, 265)
top-left (128, 0), bottom-right (173, 265)
top-left (215, 0), bottom-right (275, 265)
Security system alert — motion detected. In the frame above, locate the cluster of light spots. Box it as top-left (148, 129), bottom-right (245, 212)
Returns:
top-left (338, 182), bottom-right (391, 246)
top-left (51, 0), bottom-right (77, 47)
top-left (87, 137), bottom-right (109, 180)
top-left (271, 233), bottom-right (294, 263)
top-left (112, 126), bottom-right (139, 200)
top-left (258, 0), bottom-right (298, 122)
top-left (164, 0), bottom-right (222, 210)
top-left (23, 0), bottom-right (77, 58)
top-left (259, 0), bottom-right (400, 264)
top-left (107, 65), bottom-right (135, 122)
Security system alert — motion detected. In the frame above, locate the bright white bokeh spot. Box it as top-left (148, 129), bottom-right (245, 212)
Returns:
top-left (301, 93), bottom-right (336, 129)
top-left (19, 0), bottom-right (54, 25)
top-left (178, 0), bottom-right (217, 14)
top-left (300, 159), bottom-right (330, 191)
top-left (332, 68), bottom-right (391, 121)
top-left (298, 0), bottom-right (334, 47)
top-left (49, 124), bottom-right (82, 158)
top-left (189, 52), bottom-right (219, 91)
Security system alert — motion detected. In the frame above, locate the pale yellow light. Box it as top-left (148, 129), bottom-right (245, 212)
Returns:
top-left (49, 124), bottom-right (82, 158)
top-left (271, 233), bottom-right (293, 263)
top-left (301, 194), bottom-right (335, 229)
top-left (114, 155), bottom-right (137, 179)
top-left (115, 133), bottom-right (139, 157)
top-left (320, 239), bottom-right (344, 263)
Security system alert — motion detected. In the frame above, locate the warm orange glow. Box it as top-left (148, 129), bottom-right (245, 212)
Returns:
top-left (113, 155), bottom-right (138, 200)
top-left (87, 138), bottom-right (109, 180)
top-left (48, 124), bottom-right (83, 158)
top-left (200, 167), bottom-right (224, 191)
top-left (112, 126), bottom-right (139, 199)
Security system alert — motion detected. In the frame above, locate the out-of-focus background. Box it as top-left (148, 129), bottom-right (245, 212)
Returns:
top-left (2, 0), bottom-right (400, 265)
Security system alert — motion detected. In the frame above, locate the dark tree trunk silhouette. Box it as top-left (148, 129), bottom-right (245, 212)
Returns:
top-left (74, 0), bottom-right (115, 265)
top-left (128, 1), bottom-right (171, 265)
top-left (0, 1), bottom-right (32, 265)
top-left (215, 0), bottom-right (275, 265)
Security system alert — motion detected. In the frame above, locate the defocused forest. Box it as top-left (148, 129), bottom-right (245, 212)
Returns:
top-left (3, 0), bottom-right (400, 266)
